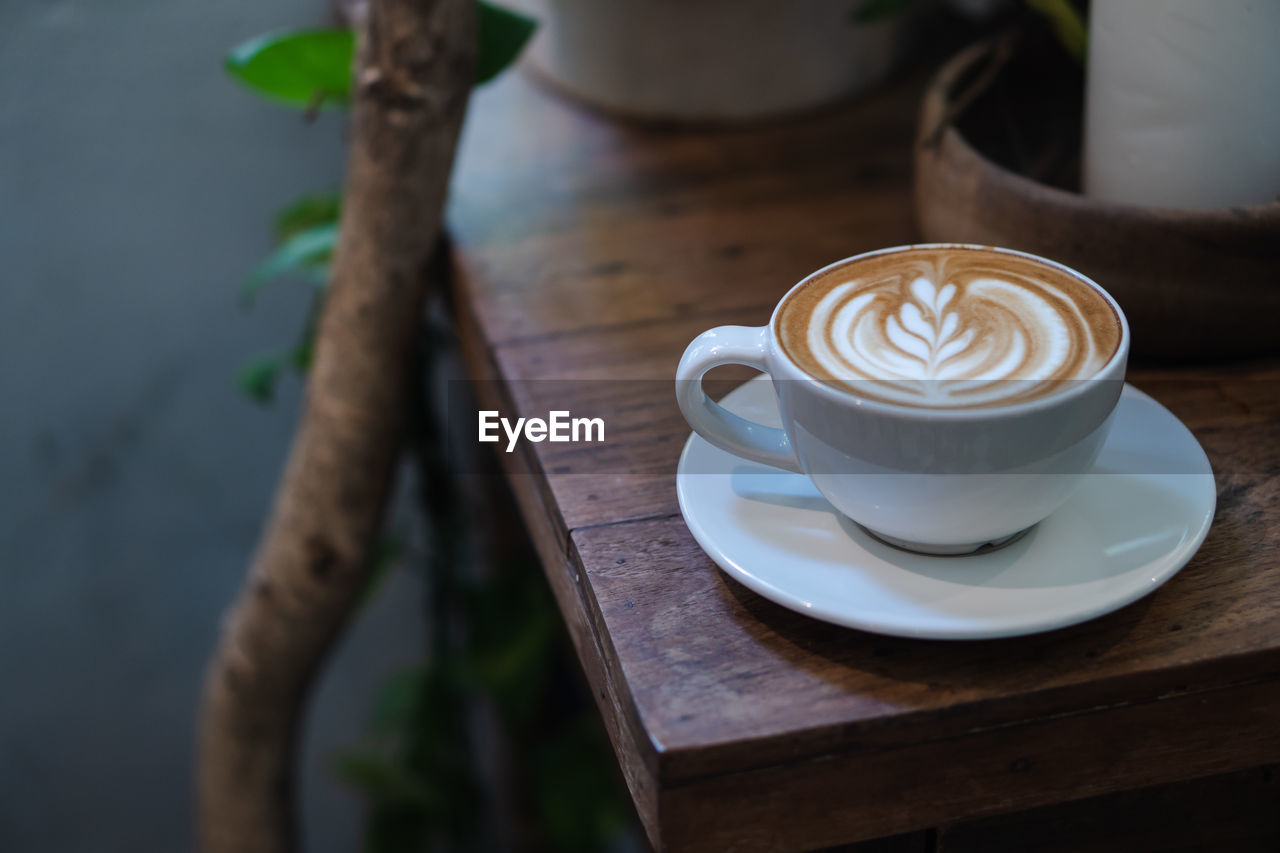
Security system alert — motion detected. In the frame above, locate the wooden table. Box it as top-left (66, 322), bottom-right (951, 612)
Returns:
top-left (447, 67), bottom-right (1280, 852)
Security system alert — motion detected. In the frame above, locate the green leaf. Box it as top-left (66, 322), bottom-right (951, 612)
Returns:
top-left (332, 753), bottom-right (444, 809)
top-left (367, 664), bottom-right (427, 736)
top-left (238, 354), bottom-right (283, 404)
top-left (1026, 0), bottom-right (1087, 63)
top-left (289, 333), bottom-right (315, 372)
top-left (851, 0), bottom-right (917, 24)
top-left (243, 222), bottom-right (337, 303)
top-left (225, 29), bottom-right (354, 108)
top-left (357, 534), bottom-right (405, 612)
top-left (476, 1), bottom-right (537, 85)
top-left (274, 192), bottom-right (341, 243)
top-left (530, 718), bottom-right (628, 852)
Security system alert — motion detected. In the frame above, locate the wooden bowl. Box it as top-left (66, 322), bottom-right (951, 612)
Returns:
top-left (914, 39), bottom-right (1280, 361)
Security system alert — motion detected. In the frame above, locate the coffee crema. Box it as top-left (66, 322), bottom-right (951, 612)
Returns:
top-left (776, 247), bottom-right (1122, 408)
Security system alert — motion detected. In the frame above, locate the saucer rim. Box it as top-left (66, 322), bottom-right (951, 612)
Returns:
top-left (675, 379), bottom-right (1217, 640)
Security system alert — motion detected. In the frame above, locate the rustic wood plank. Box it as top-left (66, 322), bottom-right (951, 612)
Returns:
top-left (452, 288), bottom-right (663, 843)
top-left (472, 300), bottom-right (768, 531)
top-left (555, 367), bottom-right (1280, 845)
top-left (457, 292), bottom-right (1280, 536)
top-left (570, 475), bottom-right (1280, 781)
top-left (448, 61), bottom-right (1280, 853)
top-left (450, 71), bottom-right (918, 344)
top-left (460, 339), bottom-right (1280, 850)
top-left (653, 676), bottom-right (1280, 851)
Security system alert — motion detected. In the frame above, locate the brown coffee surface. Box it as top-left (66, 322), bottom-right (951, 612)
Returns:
top-left (775, 246), bottom-right (1122, 408)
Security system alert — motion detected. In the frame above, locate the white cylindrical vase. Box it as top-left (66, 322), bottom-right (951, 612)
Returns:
top-left (517, 0), bottom-right (906, 123)
top-left (1084, 0), bottom-right (1280, 209)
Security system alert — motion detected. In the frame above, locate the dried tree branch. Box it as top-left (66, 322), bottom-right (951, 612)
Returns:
top-left (197, 1), bottom-right (475, 850)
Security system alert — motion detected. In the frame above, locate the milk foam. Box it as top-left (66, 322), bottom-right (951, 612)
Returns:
top-left (778, 249), bottom-right (1120, 408)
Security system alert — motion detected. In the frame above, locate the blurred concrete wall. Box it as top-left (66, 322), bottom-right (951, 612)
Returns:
top-left (0, 1), bottom-right (424, 849)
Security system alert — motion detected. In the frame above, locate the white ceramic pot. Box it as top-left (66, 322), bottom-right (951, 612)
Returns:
top-left (1084, 0), bottom-right (1280, 209)
top-left (516, 0), bottom-right (906, 122)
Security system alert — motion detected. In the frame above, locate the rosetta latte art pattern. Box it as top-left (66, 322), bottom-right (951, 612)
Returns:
top-left (777, 248), bottom-right (1121, 408)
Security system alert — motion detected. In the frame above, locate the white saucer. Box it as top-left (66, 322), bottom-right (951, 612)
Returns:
top-left (676, 376), bottom-right (1216, 640)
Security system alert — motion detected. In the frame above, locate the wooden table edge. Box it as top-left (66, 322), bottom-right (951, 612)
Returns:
top-left (563, 510), bottom-right (1280, 783)
top-left (449, 243), bottom-right (1280, 850)
top-left (452, 271), bottom-right (668, 830)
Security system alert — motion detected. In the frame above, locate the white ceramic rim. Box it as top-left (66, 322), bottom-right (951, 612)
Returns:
top-left (768, 243), bottom-right (1132, 422)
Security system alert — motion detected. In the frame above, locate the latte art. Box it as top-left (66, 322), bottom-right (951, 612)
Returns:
top-left (777, 247), bottom-right (1122, 408)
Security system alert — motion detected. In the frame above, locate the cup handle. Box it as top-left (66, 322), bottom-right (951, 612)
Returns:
top-left (675, 325), bottom-right (803, 473)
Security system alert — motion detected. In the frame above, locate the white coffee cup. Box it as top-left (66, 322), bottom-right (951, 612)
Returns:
top-left (676, 244), bottom-right (1130, 554)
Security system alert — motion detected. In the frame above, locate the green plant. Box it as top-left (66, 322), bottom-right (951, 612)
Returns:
top-left (225, 8), bottom-right (634, 851)
top-left (1026, 0), bottom-right (1086, 62)
top-left (228, 1), bottom-right (537, 403)
top-left (226, 28), bottom-right (356, 111)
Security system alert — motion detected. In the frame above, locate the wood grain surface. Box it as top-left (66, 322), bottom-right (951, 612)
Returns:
top-left (449, 67), bottom-right (1280, 851)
